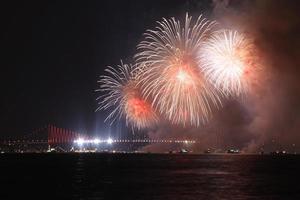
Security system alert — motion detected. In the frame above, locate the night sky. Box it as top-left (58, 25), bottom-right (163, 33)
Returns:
top-left (2, 1), bottom-right (300, 152)
top-left (1, 0), bottom-right (213, 138)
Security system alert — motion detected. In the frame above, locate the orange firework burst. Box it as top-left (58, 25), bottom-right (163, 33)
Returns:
top-left (96, 62), bottom-right (157, 129)
top-left (198, 30), bottom-right (259, 96)
top-left (135, 14), bottom-right (222, 126)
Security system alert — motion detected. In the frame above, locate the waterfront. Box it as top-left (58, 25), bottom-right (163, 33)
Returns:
top-left (0, 154), bottom-right (299, 200)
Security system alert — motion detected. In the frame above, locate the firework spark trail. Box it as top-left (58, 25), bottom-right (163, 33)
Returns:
top-left (135, 14), bottom-right (222, 126)
top-left (96, 62), bottom-right (157, 129)
top-left (198, 30), bottom-right (258, 96)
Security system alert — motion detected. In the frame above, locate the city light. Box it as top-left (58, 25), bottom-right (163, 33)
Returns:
top-left (74, 138), bottom-right (116, 146)
top-left (93, 138), bottom-right (100, 144)
top-left (74, 138), bottom-right (196, 145)
top-left (74, 138), bottom-right (84, 146)
top-left (107, 138), bottom-right (113, 144)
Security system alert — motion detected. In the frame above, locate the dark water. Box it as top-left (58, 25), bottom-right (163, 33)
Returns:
top-left (0, 154), bottom-right (300, 200)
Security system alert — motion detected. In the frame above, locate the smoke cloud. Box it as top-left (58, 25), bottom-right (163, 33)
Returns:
top-left (144, 0), bottom-right (300, 153)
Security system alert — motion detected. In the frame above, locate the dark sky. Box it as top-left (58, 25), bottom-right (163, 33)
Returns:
top-left (3, 0), bottom-right (300, 152)
top-left (1, 0), bottom-right (213, 138)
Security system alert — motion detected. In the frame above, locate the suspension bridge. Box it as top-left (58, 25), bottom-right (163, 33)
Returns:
top-left (0, 125), bottom-right (196, 147)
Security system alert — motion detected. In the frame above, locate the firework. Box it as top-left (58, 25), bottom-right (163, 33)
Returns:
top-left (135, 14), bottom-right (222, 126)
top-left (96, 62), bottom-right (157, 129)
top-left (198, 30), bottom-right (258, 96)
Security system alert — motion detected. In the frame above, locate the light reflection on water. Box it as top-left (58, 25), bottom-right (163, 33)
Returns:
top-left (0, 154), bottom-right (300, 200)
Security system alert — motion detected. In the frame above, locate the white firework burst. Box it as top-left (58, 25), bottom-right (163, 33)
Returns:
top-left (134, 13), bottom-right (222, 126)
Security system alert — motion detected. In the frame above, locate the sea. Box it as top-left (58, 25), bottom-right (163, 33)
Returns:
top-left (0, 153), bottom-right (299, 200)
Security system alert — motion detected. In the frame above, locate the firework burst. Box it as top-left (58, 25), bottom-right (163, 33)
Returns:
top-left (96, 62), bottom-right (157, 129)
top-left (135, 14), bottom-right (222, 126)
top-left (198, 30), bottom-right (258, 96)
